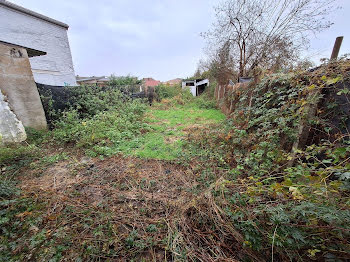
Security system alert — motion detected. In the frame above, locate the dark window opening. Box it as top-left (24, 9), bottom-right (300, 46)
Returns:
top-left (197, 84), bottom-right (207, 96)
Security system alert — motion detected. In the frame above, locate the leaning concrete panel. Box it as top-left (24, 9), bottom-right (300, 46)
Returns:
top-left (0, 90), bottom-right (26, 145)
top-left (0, 2), bottom-right (77, 86)
top-left (0, 42), bottom-right (47, 129)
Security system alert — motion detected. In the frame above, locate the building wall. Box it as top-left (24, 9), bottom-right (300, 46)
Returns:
top-left (0, 5), bottom-right (76, 86)
top-left (0, 42), bottom-right (47, 129)
top-left (182, 81), bottom-right (197, 96)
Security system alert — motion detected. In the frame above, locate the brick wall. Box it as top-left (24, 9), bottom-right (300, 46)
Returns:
top-left (0, 5), bottom-right (76, 86)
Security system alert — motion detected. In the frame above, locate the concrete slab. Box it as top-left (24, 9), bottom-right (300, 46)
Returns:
top-left (0, 42), bottom-right (47, 130)
top-left (0, 89), bottom-right (27, 145)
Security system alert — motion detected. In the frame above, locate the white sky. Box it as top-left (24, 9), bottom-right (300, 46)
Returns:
top-left (7, 0), bottom-right (350, 81)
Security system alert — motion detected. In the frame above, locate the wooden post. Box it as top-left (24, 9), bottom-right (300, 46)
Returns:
top-left (330, 36), bottom-right (344, 60)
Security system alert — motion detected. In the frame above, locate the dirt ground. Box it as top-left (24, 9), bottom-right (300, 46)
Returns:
top-left (19, 155), bottom-right (200, 261)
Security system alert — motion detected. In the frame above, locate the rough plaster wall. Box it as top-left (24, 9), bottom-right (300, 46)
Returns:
top-left (0, 43), bottom-right (47, 129)
top-left (0, 90), bottom-right (27, 145)
top-left (0, 6), bottom-right (77, 86)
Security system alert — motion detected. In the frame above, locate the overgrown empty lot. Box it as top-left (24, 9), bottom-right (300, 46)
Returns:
top-left (1, 65), bottom-right (350, 261)
top-left (0, 93), bottom-right (228, 261)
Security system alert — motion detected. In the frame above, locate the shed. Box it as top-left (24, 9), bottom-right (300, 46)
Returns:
top-left (182, 79), bottom-right (209, 96)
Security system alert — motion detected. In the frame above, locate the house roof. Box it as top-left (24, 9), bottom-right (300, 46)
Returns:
top-left (165, 78), bottom-right (182, 85)
top-left (0, 0), bottom-right (69, 29)
top-left (143, 78), bottom-right (161, 87)
top-left (0, 40), bottom-right (46, 57)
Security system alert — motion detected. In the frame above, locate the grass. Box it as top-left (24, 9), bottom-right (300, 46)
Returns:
top-left (0, 96), bottom-right (227, 261)
top-left (119, 102), bottom-right (225, 160)
top-left (2, 67), bottom-right (349, 261)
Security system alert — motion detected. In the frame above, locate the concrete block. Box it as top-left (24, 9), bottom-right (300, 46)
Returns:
top-left (0, 43), bottom-right (47, 130)
top-left (0, 90), bottom-right (27, 145)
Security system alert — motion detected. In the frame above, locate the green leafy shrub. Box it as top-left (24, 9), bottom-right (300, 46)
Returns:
top-left (155, 84), bottom-right (182, 100)
top-left (193, 96), bottom-right (217, 109)
top-left (38, 82), bottom-right (146, 125)
top-left (50, 98), bottom-right (148, 156)
top-left (108, 75), bottom-right (141, 87)
top-left (181, 61), bottom-right (350, 260)
top-left (68, 86), bottom-right (128, 119)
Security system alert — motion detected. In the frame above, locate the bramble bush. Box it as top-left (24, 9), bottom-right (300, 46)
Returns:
top-left (36, 84), bottom-right (150, 156)
top-left (50, 100), bottom-right (149, 156)
top-left (180, 60), bottom-right (350, 261)
top-left (154, 84), bottom-right (183, 101)
top-left (38, 84), bottom-right (141, 123)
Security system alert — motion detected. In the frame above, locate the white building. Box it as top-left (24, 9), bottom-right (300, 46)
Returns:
top-left (0, 0), bottom-right (76, 86)
top-left (182, 79), bottom-right (209, 96)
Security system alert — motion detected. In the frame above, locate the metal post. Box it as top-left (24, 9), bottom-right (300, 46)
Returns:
top-left (330, 36), bottom-right (344, 60)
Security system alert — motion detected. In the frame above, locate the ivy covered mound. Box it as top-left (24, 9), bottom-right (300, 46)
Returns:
top-left (181, 60), bottom-right (350, 261)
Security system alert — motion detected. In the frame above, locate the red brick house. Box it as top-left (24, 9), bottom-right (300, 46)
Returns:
top-left (142, 78), bottom-right (161, 88)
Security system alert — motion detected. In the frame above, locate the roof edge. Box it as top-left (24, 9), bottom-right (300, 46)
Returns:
top-left (0, 0), bottom-right (69, 29)
top-left (0, 40), bottom-right (47, 57)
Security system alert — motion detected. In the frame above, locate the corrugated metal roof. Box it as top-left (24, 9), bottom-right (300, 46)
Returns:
top-left (76, 76), bottom-right (110, 82)
top-left (0, 0), bottom-right (69, 29)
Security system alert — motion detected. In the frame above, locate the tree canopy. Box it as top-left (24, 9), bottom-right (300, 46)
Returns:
top-left (202, 0), bottom-right (335, 81)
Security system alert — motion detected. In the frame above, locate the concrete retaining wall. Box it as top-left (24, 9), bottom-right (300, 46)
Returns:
top-left (0, 42), bottom-right (47, 130)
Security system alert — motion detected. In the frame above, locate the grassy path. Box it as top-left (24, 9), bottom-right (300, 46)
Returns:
top-left (121, 103), bottom-right (225, 160)
top-left (1, 102), bottom-right (226, 261)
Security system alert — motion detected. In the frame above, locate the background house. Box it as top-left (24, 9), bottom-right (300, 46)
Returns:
top-left (142, 77), bottom-right (161, 88)
top-left (164, 78), bottom-right (182, 86)
top-left (0, 0), bottom-right (76, 86)
top-left (76, 76), bottom-right (110, 87)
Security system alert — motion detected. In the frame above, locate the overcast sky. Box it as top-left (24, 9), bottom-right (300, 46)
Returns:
top-left (8, 0), bottom-right (350, 81)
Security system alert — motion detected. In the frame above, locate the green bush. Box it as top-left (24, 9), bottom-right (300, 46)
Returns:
top-left (50, 98), bottom-right (148, 156)
top-left (39, 83), bottom-right (146, 125)
top-left (193, 96), bottom-right (217, 109)
top-left (63, 86), bottom-right (131, 120)
top-left (108, 75), bottom-right (141, 87)
top-left (36, 82), bottom-right (152, 157)
top-left (155, 84), bottom-right (182, 100)
top-left (182, 62), bottom-right (350, 260)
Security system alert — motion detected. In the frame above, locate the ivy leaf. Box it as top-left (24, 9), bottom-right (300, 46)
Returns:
top-left (308, 249), bottom-right (321, 257)
top-left (337, 88), bottom-right (349, 95)
top-left (326, 76), bottom-right (341, 85)
top-left (339, 172), bottom-right (350, 181)
top-left (307, 84), bottom-right (316, 91)
top-left (289, 186), bottom-right (304, 200)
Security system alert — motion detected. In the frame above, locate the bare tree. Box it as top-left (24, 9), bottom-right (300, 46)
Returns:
top-left (196, 42), bottom-right (237, 85)
top-left (203, 0), bottom-right (335, 80)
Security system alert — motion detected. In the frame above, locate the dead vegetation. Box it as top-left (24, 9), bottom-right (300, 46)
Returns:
top-left (18, 156), bottom-right (202, 261)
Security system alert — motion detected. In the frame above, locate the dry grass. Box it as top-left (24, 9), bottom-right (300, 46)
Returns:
top-left (17, 153), bottom-right (260, 261)
top-left (18, 156), bottom-right (201, 260)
